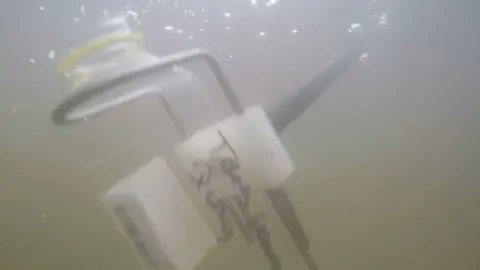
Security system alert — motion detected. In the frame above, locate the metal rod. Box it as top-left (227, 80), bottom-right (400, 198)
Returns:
top-left (158, 94), bottom-right (187, 139)
top-left (52, 49), bottom-right (243, 125)
top-left (268, 48), bottom-right (363, 134)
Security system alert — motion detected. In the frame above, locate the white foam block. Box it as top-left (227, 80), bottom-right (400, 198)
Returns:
top-left (102, 157), bottom-right (216, 270)
top-left (175, 106), bottom-right (295, 192)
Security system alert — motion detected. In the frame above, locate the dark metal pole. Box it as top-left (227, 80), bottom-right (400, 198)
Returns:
top-left (269, 48), bottom-right (363, 135)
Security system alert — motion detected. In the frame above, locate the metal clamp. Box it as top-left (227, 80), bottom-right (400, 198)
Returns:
top-left (51, 49), bottom-right (244, 129)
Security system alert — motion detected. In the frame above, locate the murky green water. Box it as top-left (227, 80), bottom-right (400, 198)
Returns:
top-left (2, 1), bottom-right (480, 270)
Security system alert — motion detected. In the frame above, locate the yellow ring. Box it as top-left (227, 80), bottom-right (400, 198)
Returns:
top-left (58, 31), bottom-right (144, 73)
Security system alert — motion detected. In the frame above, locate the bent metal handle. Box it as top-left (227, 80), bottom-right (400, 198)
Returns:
top-left (51, 49), bottom-right (244, 125)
